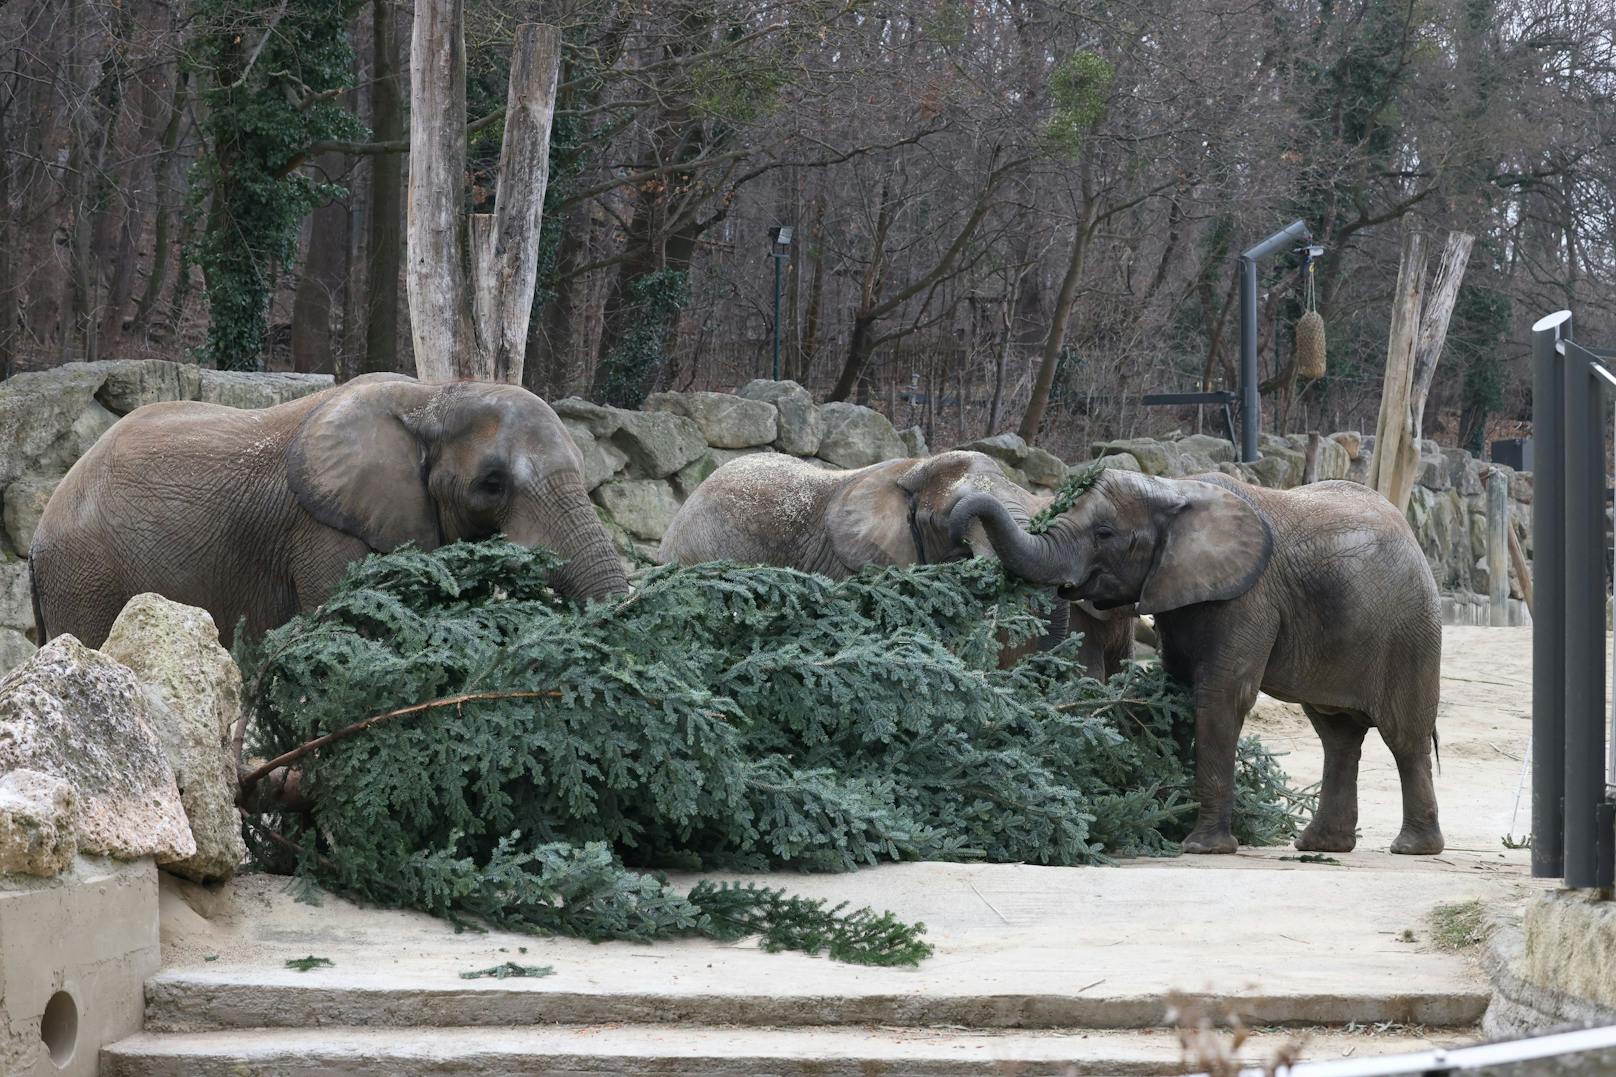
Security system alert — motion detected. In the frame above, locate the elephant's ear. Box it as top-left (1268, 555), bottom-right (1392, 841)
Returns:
top-left (827, 460), bottom-right (921, 570)
top-left (286, 383), bottom-right (440, 553)
top-left (1136, 478), bottom-right (1272, 615)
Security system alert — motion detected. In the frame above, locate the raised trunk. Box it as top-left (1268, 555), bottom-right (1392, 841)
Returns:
top-left (947, 491), bottom-right (1072, 585)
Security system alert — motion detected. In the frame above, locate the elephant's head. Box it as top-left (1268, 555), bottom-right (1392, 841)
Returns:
top-left (948, 469), bottom-right (1272, 615)
top-left (826, 450), bottom-right (1039, 567)
top-left (287, 380), bottom-right (630, 602)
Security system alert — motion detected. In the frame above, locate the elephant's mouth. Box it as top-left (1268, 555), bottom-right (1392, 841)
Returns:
top-left (1057, 565), bottom-right (1101, 601)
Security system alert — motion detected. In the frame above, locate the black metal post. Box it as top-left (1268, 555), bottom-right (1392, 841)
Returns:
top-left (771, 251), bottom-right (784, 381)
top-left (1237, 219), bottom-right (1311, 462)
top-left (1563, 336), bottom-right (1611, 889)
top-left (1532, 311), bottom-right (1569, 880)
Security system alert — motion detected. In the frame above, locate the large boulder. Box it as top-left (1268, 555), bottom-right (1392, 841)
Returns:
top-left (0, 636), bottom-right (194, 864)
top-left (560, 422), bottom-right (628, 492)
top-left (737, 380), bottom-right (821, 456)
top-left (644, 391), bottom-right (778, 450)
top-left (816, 402), bottom-right (906, 468)
top-left (552, 397), bottom-right (625, 437)
top-left (1331, 431), bottom-right (1364, 461)
top-left (0, 629), bottom-right (33, 678)
top-left (961, 433), bottom-right (1028, 466)
top-left (612, 411), bottom-right (709, 479)
top-left (898, 426), bottom-right (928, 457)
top-left (1175, 434), bottom-right (1237, 465)
top-left (0, 768), bottom-right (77, 877)
top-left (0, 366), bottom-right (117, 484)
top-left (87, 358), bottom-right (204, 414)
top-left (593, 479), bottom-right (682, 542)
top-left (3, 476), bottom-right (58, 555)
top-left (197, 369), bottom-right (332, 410)
top-left (1021, 447), bottom-right (1068, 488)
top-left (1094, 452), bottom-right (1141, 473)
top-left (100, 595), bottom-right (248, 884)
top-left (1443, 448), bottom-right (1482, 497)
top-left (0, 560), bottom-right (30, 636)
top-left (1091, 438), bottom-right (1172, 476)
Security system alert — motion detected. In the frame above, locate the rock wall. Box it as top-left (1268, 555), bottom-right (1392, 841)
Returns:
top-left (0, 363), bottom-right (1529, 675)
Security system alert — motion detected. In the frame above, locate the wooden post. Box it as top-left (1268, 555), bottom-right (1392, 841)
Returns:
top-left (1303, 432), bottom-right (1321, 484)
top-left (407, 8), bottom-right (560, 384)
top-left (1487, 468), bottom-right (1510, 626)
top-left (1368, 230), bottom-right (1473, 511)
top-left (1507, 521), bottom-right (1534, 614)
top-left (1367, 231), bottom-right (1427, 509)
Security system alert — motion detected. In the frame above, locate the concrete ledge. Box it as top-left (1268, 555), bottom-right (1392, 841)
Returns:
top-left (144, 968), bottom-right (1488, 1033)
top-left (1482, 910), bottom-right (1616, 1039)
top-left (1522, 891), bottom-right (1616, 1010)
top-left (0, 857), bottom-right (159, 1076)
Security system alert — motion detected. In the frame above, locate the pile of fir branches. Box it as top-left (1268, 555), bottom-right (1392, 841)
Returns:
top-left (237, 541), bottom-right (1311, 965)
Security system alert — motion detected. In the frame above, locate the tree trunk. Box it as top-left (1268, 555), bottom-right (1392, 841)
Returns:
top-left (360, 0), bottom-right (405, 377)
top-left (406, 8), bottom-right (560, 384)
top-left (1017, 209), bottom-right (1094, 442)
top-left (132, 71), bottom-right (191, 336)
top-left (1367, 231), bottom-right (1428, 511)
top-left (290, 155), bottom-right (350, 374)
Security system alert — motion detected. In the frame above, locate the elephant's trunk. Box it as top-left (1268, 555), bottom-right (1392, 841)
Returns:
top-left (1037, 595), bottom-right (1070, 652)
top-left (516, 471), bottom-right (630, 602)
top-left (948, 491), bottom-right (1074, 585)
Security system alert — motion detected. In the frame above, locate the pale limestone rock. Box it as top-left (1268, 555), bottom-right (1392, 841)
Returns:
top-left (0, 769), bottom-right (76, 877)
top-left (594, 480), bottom-right (682, 542)
top-left (101, 595), bottom-right (247, 883)
top-left (644, 391), bottom-right (778, 449)
top-left (0, 636), bottom-right (194, 864)
top-left (3, 476), bottom-right (58, 554)
top-left (815, 402), bottom-right (906, 468)
top-left (0, 629), bottom-right (33, 677)
top-left (737, 380), bottom-right (821, 456)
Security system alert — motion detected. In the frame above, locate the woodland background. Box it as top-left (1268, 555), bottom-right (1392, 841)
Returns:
top-left (2, 0), bottom-right (1612, 460)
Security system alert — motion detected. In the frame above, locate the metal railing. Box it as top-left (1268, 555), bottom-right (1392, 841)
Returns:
top-left (1531, 309), bottom-right (1616, 890)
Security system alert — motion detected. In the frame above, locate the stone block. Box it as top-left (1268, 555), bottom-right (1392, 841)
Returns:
top-left (1094, 452), bottom-right (1141, 473)
top-left (1309, 437), bottom-right (1351, 482)
top-left (101, 596), bottom-right (247, 884)
top-left (0, 560), bottom-right (31, 637)
top-left (1417, 453), bottom-right (1450, 491)
top-left (560, 423), bottom-right (627, 492)
top-left (1021, 447), bottom-right (1068, 488)
top-left (593, 480), bottom-right (681, 542)
top-left (737, 380), bottom-right (821, 456)
top-left (960, 433), bottom-right (1028, 464)
top-left (0, 637), bottom-right (194, 864)
top-left (0, 629), bottom-right (32, 677)
top-left (1510, 468), bottom-right (1533, 504)
top-left (815, 403), bottom-right (906, 468)
top-left (1092, 438), bottom-right (1171, 476)
top-left (196, 370), bottom-right (331, 410)
top-left (610, 411), bottom-right (708, 479)
top-left (1329, 431), bottom-right (1363, 460)
top-left (0, 857), bottom-right (159, 1077)
top-left (1174, 434), bottom-right (1237, 464)
top-left (643, 391), bottom-right (778, 449)
top-left (1523, 891), bottom-right (1616, 1011)
top-left (3, 478), bottom-right (59, 556)
top-left (1443, 448), bottom-right (1481, 497)
top-left (0, 769), bottom-right (76, 877)
top-left (672, 453), bottom-right (718, 500)
top-left (87, 359), bottom-right (203, 415)
top-left (551, 398), bottom-right (624, 438)
top-left (898, 426), bottom-right (928, 458)
top-left (0, 366), bottom-right (113, 485)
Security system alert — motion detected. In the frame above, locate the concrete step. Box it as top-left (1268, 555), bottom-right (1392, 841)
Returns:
top-left (101, 1024), bottom-right (1460, 1077)
top-left (143, 967), bottom-right (1489, 1033)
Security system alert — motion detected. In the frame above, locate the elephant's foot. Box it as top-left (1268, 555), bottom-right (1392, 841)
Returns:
top-left (1182, 827), bottom-right (1238, 854)
top-left (1390, 824), bottom-right (1444, 855)
top-left (1295, 821), bottom-right (1357, 853)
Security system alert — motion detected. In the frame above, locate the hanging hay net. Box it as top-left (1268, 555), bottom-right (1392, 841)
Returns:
top-left (1296, 258), bottom-right (1326, 379)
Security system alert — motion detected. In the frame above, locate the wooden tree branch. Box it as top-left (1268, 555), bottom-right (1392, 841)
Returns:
top-left (1367, 230), bottom-right (1428, 511)
top-left (237, 689), bottom-right (563, 800)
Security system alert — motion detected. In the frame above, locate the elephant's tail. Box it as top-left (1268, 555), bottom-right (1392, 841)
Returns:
top-left (29, 561), bottom-right (46, 646)
top-left (1432, 729), bottom-right (1442, 775)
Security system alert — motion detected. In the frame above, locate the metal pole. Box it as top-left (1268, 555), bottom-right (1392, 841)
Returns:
top-left (1239, 256), bottom-right (1258, 462)
top-left (1563, 335), bottom-right (1605, 889)
top-left (771, 252), bottom-right (783, 382)
top-left (1236, 219), bottom-right (1311, 463)
top-left (1532, 311), bottom-right (1569, 880)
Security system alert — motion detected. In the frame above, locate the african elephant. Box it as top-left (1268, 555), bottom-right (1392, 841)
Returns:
top-left (658, 450), bottom-right (1134, 678)
top-left (950, 469), bottom-right (1442, 856)
top-left (31, 376), bottom-right (630, 648)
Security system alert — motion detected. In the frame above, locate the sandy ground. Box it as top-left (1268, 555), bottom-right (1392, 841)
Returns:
top-left (152, 625), bottom-right (1553, 1063)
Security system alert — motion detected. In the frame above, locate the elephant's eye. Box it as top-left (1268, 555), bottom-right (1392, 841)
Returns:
top-left (1094, 525), bottom-right (1117, 542)
top-left (476, 473), bottom-right (507, 496)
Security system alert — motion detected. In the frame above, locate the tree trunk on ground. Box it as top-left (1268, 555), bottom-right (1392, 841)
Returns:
top-left (407, 9), bottom-right (560, 384)
top-left (1368, 229), bottom-right (1473, 512)
top-left (291, 155), bottom-right (350, 374)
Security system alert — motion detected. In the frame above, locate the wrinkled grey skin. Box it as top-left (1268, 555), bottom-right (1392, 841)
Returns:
top-left (952, 469), bottom-right (1442, 856)
top-left (658, 450), bottom-right (1133, 677)
top-left (31, 375), bottom-right (629, 648)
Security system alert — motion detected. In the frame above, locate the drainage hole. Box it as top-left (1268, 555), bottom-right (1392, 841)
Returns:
top-left (40, 990), bottom-right (77, 1068)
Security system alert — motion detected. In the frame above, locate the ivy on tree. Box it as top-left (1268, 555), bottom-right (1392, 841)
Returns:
top-left (187, 1), bottom-right (363, 371)
top-left (238, 542), bottom-right (1310, 964)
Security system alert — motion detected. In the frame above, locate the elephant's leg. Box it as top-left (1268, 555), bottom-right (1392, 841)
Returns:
top-left (1387, 740), bottom-right (1444, 855)
top-left (1295, 706), bottom-right (1368, 853)
top-left (1182, 680), bottom-right (1258, 854)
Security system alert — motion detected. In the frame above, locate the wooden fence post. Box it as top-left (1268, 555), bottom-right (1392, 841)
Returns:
top-left (1487, 468), bottom-right (1511, 626)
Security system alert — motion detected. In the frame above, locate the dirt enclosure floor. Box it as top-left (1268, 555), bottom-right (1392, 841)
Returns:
top-left (152, 626), bottom-right (1550, 1070)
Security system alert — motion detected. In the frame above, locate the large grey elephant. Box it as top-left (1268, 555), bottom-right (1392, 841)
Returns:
top-left (31, 376), bottom-right (630, 648)
top-left (658, 450), bottom-right (1134, 678)
top-left (950, 469), bottom-right (1443, 856)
